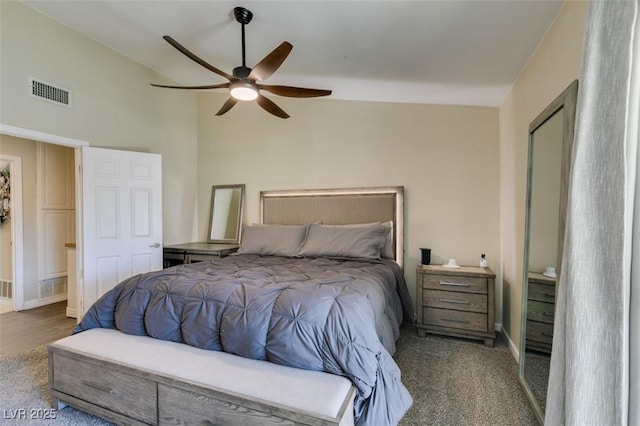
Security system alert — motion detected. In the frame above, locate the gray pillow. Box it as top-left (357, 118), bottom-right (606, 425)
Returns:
top-left (238, 224), bottom-right (309, 257)
top-left (381, 221), bottom-right (395, 259)
top-left (322, 221), bottom-right (394, 258)
top-left (297, 223), bottom-right (389, 259)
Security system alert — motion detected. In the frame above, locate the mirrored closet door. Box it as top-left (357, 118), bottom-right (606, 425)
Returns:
top-left (519, 80), bottom-right (578, 423)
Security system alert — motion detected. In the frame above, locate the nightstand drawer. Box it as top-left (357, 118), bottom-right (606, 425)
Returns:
top-left (422, 274), bottom-right (487, 294)
top-left (423, 290), bottom-right (487, 313)
top-left (526, 320), bottom-right (554, 345)
top-left (423, 307), bottom-right (488, 332)
top-left (527, 300), bottom-right (555, 324)
top-left (187, 253), bottom-right (222, 262)
top-left (528, 282), bottom-right (556, 303)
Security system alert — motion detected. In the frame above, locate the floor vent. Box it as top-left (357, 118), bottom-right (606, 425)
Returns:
top-left (0, 280), bottom-right (12, 299)
top-left (29, 78), bottom-right (71, 107)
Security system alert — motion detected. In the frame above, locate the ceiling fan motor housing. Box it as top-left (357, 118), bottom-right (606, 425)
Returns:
top-left (233, 66), bottom-right (252, 78)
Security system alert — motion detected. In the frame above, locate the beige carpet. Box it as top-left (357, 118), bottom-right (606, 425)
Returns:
top-left (0, 327), bottom-right (537, 425)
top-left (395, 326), bottom-right (538, 425)
top-left (0, 346), bottom-right (109, 425)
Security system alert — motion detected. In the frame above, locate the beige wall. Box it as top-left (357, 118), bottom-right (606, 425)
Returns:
top-left (197, 94), bottom-right (501, 316)
top-left (0, 1), bottom-right (200, 246)
top-left (498, 1), bottom-right (587, 351)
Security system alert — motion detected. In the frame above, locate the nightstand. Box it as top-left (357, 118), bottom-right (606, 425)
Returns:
top-left (416, 264), bottom-right (496, 347)
top-left (525, 272), bottom-right (556, 353)
top-left (163, 242), bottom-right (239, 268)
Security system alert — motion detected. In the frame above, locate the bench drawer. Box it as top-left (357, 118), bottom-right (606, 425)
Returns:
top-left (51, 352), bottom-right (157, 424)
top-left (159, 383), bottom-right (298, 426)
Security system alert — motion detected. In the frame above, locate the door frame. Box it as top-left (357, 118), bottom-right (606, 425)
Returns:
top-left (0, 154), bottom-right (23, 311)
top-left (0, 123), bottom-right (88, 311)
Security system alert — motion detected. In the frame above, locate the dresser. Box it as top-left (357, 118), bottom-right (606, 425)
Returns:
top-left (163, 243), bottom-right (239, 268)
top-left (416, 265), bottom-right (496, 347)
top-left (525, 272), bottom-right (556, 353)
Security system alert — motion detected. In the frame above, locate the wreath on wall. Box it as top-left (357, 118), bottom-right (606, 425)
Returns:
top-left (0, 168), bottom-right (10, 223)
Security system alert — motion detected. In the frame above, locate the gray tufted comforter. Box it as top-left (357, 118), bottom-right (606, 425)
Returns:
top-left (74, 254), bottom-right (413, 425)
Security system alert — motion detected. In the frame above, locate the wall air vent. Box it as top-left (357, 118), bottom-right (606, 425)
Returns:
top-left (0, 280), bottom-right (11, 299)
top-left (29, 78), bottom-right (71, 107)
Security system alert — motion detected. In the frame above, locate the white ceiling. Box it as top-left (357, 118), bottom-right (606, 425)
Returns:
top-left (22, 1), bottom-right (564, 107)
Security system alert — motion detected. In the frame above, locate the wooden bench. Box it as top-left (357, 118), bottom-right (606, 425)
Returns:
top-left (48, 328), bottom-right (356, 425)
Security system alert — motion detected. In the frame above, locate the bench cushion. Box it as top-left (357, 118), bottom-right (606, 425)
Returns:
top-left (51, 328), bottom-right (354, 423)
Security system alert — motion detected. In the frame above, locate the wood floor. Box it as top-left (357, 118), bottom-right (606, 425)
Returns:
top-left (0, 301), bottom-right (76, 357)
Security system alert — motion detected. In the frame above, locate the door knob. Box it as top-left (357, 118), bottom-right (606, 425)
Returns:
top-left (149, 243), bottom-right (161, 248)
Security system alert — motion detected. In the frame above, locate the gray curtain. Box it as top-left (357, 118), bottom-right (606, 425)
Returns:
top-left (545, 1), bottom-right (639, 425)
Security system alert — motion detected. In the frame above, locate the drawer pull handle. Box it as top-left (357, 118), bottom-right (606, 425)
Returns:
top-left (441, 317), bottom-right (470, 324)
top-left (439, 298), bottom-right (470, 305)
top-left (439, 281), bottom-right (470, 287)
top-left (543, 312), bottom-right (554, 317)
top-left (82, 381), bottom-right (116, 395)
top-left (545, 292), bottom-right (556, 297)
top-left (542, 332), bottom-right (554, 337)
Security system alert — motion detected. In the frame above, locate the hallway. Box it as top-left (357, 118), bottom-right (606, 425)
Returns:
top-left (0, 301), bottom-right (75, 357)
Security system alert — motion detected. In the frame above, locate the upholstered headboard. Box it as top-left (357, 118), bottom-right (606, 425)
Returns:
top-left (260, 187), bottom-right (404, 268)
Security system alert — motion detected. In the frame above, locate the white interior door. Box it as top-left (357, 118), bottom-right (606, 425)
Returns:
top-left (79, 147), bottom-right (162, 318)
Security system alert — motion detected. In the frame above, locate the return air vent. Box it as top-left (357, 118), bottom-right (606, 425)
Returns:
top-left (29, 78), bottom-right (71, 107)
top-left (0, 280), bottom-right (11, 299)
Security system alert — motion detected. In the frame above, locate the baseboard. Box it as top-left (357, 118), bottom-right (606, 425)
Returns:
top-left (65, 306), bottom-right (77, 318)
top-left (0, 298), bottom-right (12, 314)
top-left (500, 326), bottom-right (520, 362)
top-left (22, 294), bottom-right (67, 310)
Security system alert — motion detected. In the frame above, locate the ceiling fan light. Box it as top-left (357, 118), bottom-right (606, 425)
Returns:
top-left (230, 82), bottom-right (258, 101)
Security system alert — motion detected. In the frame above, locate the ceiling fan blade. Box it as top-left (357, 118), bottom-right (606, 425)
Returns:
top-left (215, 97), bottom-right (238, 116)
top-left (248, 42), bottom-right (293, 81)
top-left (259, 85), bottom-right (332, 98)
top-left (163, 36), bottom-right (235, 81)
top-left (255, 94), bottom-right (289, 119)
top-left (150, 83), bottom-right (230, 90)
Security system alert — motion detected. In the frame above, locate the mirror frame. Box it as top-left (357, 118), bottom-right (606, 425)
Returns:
top-left (207, 184), bottom-right (245, 244)
top-left (518, 79), bottom-right (578, 424)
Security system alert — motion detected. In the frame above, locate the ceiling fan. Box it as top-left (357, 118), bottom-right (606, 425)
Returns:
top-left (151, 6), bottom-right (332, 119)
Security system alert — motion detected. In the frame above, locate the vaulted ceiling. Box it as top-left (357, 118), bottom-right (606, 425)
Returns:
top-left (23, 0), bottom-right (564, 106)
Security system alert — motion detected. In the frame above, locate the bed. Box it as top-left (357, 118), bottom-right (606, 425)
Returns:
top-left (49, 186), bottom-right (413, 425)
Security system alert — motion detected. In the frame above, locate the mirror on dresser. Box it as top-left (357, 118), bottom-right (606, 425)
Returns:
top-left (208, 184), bottom-right (245, 244)
top-left (163, 184), bottom-right (245, 268)
top-left (519, 80), bottom-right (578, 423)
